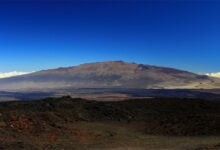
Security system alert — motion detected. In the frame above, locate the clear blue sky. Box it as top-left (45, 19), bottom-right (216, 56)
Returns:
top-left (0, 0), bottom-right (219, 73)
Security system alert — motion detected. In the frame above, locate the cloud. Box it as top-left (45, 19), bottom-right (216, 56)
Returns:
top-left (0, 71), bottom-right (32, 79)
top-left (205, 72), bottom-right (220, 78)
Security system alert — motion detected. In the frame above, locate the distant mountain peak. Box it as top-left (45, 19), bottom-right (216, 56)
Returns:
top-left (0, 61), bottom-right (220, 91)
top-left (79, 60), bottom-right (135, 66)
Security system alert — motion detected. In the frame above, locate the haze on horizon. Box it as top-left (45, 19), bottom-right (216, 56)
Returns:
top-left (0, 0), bottom-right (220, 74)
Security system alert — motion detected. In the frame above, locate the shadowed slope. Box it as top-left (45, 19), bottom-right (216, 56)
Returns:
top-left (0, 97), bottom-right (220, 149)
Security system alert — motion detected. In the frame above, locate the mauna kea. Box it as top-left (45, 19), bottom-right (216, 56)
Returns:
top-left (0, 61), bottom-right (220, 91)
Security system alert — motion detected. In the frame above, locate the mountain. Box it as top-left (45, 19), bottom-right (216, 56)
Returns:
top-left (0, 61), bottom-right (220, 91)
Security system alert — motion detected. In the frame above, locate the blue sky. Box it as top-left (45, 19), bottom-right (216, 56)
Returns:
top-left (0, 0), bottom-right (220, 73)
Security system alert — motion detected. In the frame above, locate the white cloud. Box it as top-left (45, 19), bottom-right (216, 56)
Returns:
top-left (0, 71), bottom-right (32, 79)
top-left (205, 72), bottom-right (220, 78)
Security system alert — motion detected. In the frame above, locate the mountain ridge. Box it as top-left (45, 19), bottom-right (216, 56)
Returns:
top-left (0, 61), bottom-right (220, 91)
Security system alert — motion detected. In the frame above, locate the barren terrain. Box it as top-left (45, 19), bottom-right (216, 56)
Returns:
top-left (0, 97), bottom-right (219, 149)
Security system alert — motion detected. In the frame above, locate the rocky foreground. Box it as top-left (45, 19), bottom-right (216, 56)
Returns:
top-left (0, 97), bottom-right (220, 150)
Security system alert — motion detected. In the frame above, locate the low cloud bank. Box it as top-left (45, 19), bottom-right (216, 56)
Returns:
top-left (0, 71), bottom-right (32, 78)
top-left (205, 72), bottom-right (220, 78)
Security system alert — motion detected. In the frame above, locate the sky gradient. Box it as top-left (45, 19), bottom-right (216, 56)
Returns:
top-left (0, 0), bottom-right (220, 73)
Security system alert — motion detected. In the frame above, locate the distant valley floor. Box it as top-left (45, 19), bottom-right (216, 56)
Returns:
top-left (1, 88), bottom-right (220, 102)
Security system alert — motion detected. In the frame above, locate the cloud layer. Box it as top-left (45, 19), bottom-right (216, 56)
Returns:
top-left (1, 71), bottom-right (220, 79)
top-left (0, 71), bottom-right (32, 79)
top-left (205, 72), bottom-right (220, 78)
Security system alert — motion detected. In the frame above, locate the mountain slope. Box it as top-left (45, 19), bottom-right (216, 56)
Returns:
top-left (0, 61), bottom-right (219, 91)
top-left (0, 97), bottom-right (220, 149)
